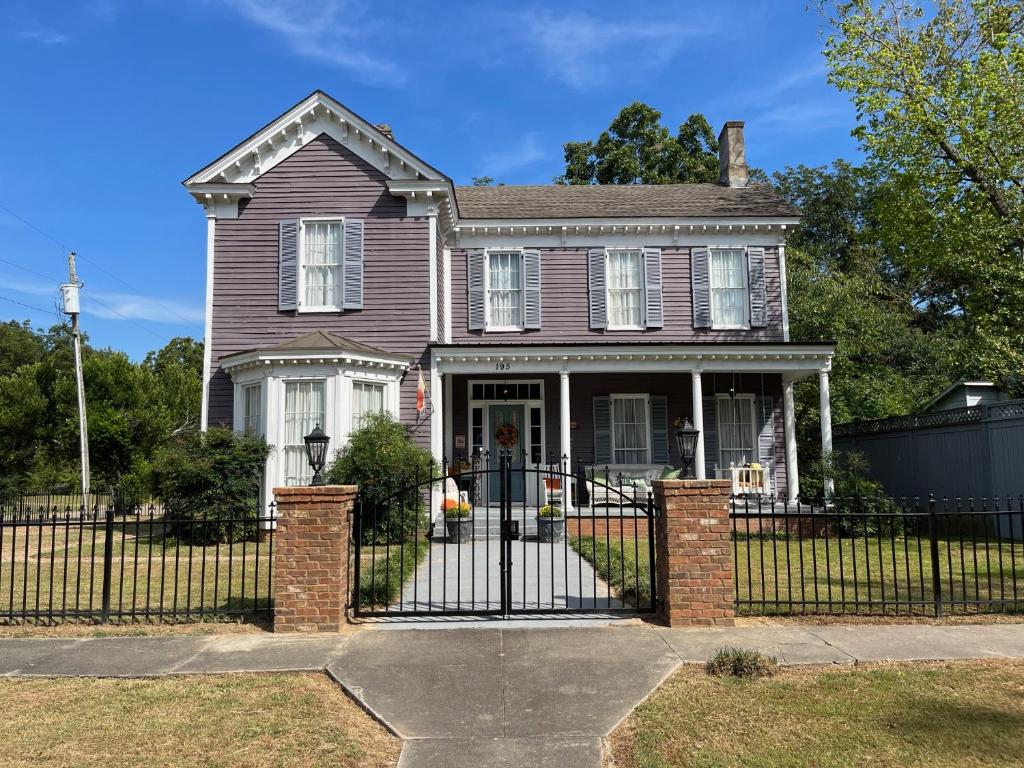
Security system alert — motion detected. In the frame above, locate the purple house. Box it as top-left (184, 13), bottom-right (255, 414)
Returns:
top-left (184, 91), bottom-right (834, 509)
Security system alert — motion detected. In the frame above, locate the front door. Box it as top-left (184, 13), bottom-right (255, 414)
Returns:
top-left (488, 403), bottom-right (525, 502)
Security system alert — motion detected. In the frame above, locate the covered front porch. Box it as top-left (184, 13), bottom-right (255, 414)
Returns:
top-left (430, 342), bottom-right (835, 509)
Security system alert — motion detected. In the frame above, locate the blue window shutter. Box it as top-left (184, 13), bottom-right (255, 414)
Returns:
top-left (278, 219), bottom-right (299, 311)
top-left (748, 247), bottom-right (767, 327)
top-left (342, 218), bottom-right (364, 310)
top-left (588, 248), bottom-right (607, 329)
top-left (691, 247), bottom-right (711, 329)
top-left (650, 395), bottom-right (669, 464)
top-left (523, 249), bottom-right (541, 330)
top-left (593, 396), bottom-right (612, 465)
top-left (702, 396), bottom-right (718, 476)
top-left (756, 395), bottom-right (775, 489)
top-left (467, 249), bottom-right (486, 331)
top-left (643, 247), bottom-right (664, 329)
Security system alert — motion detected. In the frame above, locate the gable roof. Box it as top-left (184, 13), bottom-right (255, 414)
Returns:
top-left (453, 183), bottom-right (800, 220)
top-left (183, 90), bottom-right (450, 188)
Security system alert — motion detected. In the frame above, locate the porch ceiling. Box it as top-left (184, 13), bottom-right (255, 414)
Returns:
top-left (432, 342), bottom-right (833, 379)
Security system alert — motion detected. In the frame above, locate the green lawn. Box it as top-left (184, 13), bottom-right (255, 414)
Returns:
top-left (611, 660), bottom-right (1024, 768)
top-left (0, 521), bottom-right (272, 622)
top-left (0, 673), bottom-right (399, 768)
top-left (571, 532), bottom-right (1024, 615)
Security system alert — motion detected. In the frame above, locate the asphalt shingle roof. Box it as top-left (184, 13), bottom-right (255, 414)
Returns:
top-left (453, 183), bottom-right (800, 220)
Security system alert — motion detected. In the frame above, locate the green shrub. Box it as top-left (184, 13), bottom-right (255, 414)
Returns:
top-left (811, 450), bottom-right (904, 535)
top-left (705, 647), bottom-right (777, 679)
top-left (151, 427), bottom-right (269, 544)
top-left (537, 504), bottom-right (563, 518)
top-left (325, 412), bottom-right (433, 544)
top-left (570, 536), bottom-right (651, 605)
top-left (359, 539), bottom-right (429, 608)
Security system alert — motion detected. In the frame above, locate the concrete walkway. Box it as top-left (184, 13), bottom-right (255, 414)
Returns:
top-left (2, 622), bottom-right (1024, 767)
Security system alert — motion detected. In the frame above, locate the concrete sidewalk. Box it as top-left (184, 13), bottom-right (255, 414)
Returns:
top-left (2, 622), bottom-right (1023, 767)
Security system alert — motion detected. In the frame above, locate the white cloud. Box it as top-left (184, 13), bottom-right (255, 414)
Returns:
top-left (84, 291), bottom-right (205, 326)
top-left (479, 132), bottom-right (545, 176)
top-left (209, 0), bottom-right (406, 86)
top-left (750, 102), bottom-right (852, 133)
top-left (501, 8), bottom-right (707, 89)
top-left (19, 27), bottom-right (68, 44)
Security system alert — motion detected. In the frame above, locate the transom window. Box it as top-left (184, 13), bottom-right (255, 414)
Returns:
top-left (716, 395), bottom-right (756, 468)
top-left (283, 380), bottom-right (326, 486)
top-left (487, 251), bottom-right (523, 329)
top-left (301, 220), bottom-right (343, 311)
top-left (607, 249), bottom-right (645, 329)
top-left (242, 383), bottom-right (262, 437)
top-left (610, 394), bottom-right (650, 464)
top-left (710, 248), bottom-right (749, 328)
top-left (352, 381), bottom-right (386, 430)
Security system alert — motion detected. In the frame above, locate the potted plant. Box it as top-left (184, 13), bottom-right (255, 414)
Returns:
top-left (536, 504), bottom-right (564, 543)
top-left (442, 498), bottom-right (473, 542)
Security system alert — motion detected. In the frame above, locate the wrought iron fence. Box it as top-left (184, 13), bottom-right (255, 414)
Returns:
top-left (0, 494), bottom-right (274, 624)
top-left (732, 495), bottom-right (1024, 616)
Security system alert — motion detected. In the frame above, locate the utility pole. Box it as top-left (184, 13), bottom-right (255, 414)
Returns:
top-left (61, 252), bottom-right (90, 507)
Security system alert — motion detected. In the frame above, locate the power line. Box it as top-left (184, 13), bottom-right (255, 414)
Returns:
top-left (81, 290), bottom-right (168, 342)
top-left (0, 202), bottom-right (200, 327)
top-left (0, 254), bottom-right (63, 284)
top-left (0, 294), bottom-right (52, 314)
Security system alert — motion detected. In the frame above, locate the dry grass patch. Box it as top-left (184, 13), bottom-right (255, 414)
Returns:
top-left (0, 673), bottom-right (399, 768)
top-left (610, 659), bottom-right (1024, 768)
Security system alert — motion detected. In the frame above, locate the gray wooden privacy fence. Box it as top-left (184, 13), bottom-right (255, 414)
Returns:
top-left (835, 400), bottom-right (1024, 539)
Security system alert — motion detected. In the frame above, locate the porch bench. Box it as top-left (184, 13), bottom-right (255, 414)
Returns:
top-left (585, 465), bottom-right (673, 506)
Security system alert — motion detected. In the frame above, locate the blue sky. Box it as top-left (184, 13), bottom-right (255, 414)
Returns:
top-left (0, 0), bottom-right (859, 360)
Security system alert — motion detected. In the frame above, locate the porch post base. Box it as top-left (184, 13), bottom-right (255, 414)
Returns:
top-left (272, 485), bottom-right (356, 632)
top-left (652, 479), bottom-right (734, 627)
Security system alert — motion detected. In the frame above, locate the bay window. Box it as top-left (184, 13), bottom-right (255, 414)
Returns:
top-left (352, 381), bottom-right (385, 430)
top-left (241, 383), bottom-right (262, 437)
top-left (283, 380), bottom-right (326, 486)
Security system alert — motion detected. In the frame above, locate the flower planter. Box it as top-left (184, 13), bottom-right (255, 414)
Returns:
top-left (445, 517), bottom-right (473, 542)
top-left (536, 516), bottom-right (564, 543)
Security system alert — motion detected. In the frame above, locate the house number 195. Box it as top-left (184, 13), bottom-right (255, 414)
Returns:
top-left (495, 362), bottom-right (511, 371)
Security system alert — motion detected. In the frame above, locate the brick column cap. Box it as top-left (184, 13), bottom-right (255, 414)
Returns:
top-left (652, 479), bottom-right (731, 490)
top-left (273, 485), bottom-right (358, 500)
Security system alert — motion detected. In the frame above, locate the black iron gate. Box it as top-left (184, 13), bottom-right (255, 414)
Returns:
top-left (351, 452), bottom-right (658, 618)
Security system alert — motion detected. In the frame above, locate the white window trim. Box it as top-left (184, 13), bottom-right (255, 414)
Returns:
top-left (241, 382), bottom-right (264, 437)
top-left (350, 378), bottom-right (388, 431)
top-left (605, 247), bottom-right (646, 331)
top-left (467, 379), bottom-right (546, 462)
top-left (609, 393), bottom-right (652, 464)
top-left (484, 247), bottom-right (526, 332)
top-left (715, 393), bottom-right (758, 467)
top-left (708, 245), bottom-right (751, 330)
top-left (297, 216), bottom-right (345, 314)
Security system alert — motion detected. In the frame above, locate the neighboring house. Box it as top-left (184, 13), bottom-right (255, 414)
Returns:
top-left (184, 90), bottom-right (834, 508)
top-left (924, 381), bottom-right (1008, 412)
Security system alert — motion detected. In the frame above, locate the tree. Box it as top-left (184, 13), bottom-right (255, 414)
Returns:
top-left (820, 0), bottom-right (1024, 389)
top-left (471, 176), bottom-right (495, 186)
top-left (0, 320), bottom-right (44, 376)
top-left (557, 103), bottom-right (724, 185)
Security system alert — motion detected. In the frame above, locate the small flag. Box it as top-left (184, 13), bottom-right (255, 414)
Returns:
top-left (416, 367), bottom-right (425, 413)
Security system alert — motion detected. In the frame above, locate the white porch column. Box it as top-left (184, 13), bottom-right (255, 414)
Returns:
top-left (782, 379), bottom-right (800, 503)
top-left (429, 358), bottom-right (444, 522)
top-left (691, 370), bottom-right (706, 480)
top-left (819, 369), bottom-right (835, 498)
top-left (559, 370), bottom-right (573, 512)
top-left (443, 373), bottom-right (453, 462)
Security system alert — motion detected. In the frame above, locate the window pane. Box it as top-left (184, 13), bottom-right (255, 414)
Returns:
top-left (303, 221), bottom-right (342, 308)
top-left (710, 249), bottom-right (747, 327)
top-left (488, 252), bottom-right (523, 327)
top-left (607, 250), bottom-right (644, 327)
top-left (352, 382), bottom-right (385, 430)
top-left (283, 381), bottom-right (326, 486)
top-left (611, 396), bottom-right (649, 464)
top-left (718, 398), bottom-right (755, 468)
top-left (242, 384), bottom-right (262, 437)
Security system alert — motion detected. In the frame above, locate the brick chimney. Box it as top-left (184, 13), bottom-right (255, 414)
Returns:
top-left (375, 123), bottom-right (394, 140)
top-left (718, 121), bottom-right (748, 188)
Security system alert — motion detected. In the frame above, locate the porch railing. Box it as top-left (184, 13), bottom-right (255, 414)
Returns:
top-left (716, 463), bottom-right (771, 497)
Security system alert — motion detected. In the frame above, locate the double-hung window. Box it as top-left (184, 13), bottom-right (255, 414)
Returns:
top-left (716, 395), bottom-right (756, 468)
top-left (283, 380), bottom-right (326, 486)
top-left (301, 220), bottom-right (343, 311)
top-left (610, 395), bottom-right (650, 464)
top-left (709, 248), bottom-right (749, 328)
top-left (607, 249), bottom-right (644, 329)
top-left (351, 381), bottom-right (386, 430)
top-left (487, 250), bottom-right (523, 330)
top-left (241, 383), bottom-right (263, 437)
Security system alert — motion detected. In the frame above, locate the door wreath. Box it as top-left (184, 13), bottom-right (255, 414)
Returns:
top-left (494, 422), bottom-right (519, 449)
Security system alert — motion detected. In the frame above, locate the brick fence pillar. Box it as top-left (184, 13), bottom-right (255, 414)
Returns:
top-left (272, 485), bottom-right (356, 632)
top-left (651, 479), bottom-right (734, 627)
